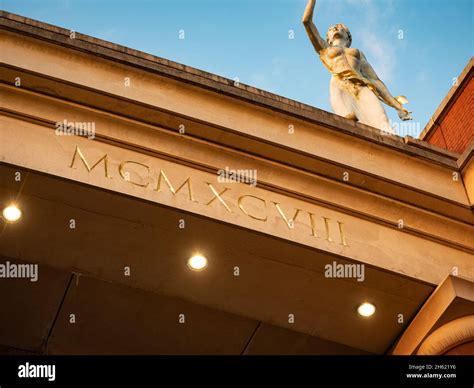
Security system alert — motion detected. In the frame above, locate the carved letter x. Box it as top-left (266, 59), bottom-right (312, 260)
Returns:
top-left (205, 183), bottom-right (232, 212)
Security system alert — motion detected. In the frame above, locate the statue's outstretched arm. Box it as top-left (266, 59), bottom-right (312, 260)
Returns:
top-left (302, 0), bottom-right (327, 54)
top-left (359, 53), bottom-right (412, 120)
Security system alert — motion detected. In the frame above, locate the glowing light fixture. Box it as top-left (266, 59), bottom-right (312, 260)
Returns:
top-left (357, 302), bottom-right (376, 317)
top-left (187, 254), bottom-right (208, 271)
top-left (2, 205), bottom-right (22, 223)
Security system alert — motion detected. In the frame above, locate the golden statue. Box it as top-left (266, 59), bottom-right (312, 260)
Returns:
top-left (302, 0), bottom-right (412, 133)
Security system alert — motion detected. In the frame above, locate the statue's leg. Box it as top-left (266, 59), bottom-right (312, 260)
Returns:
top-left (354, 87), bottom-right (394, 134)
top-left (330, 77), bottom-right (355, 119)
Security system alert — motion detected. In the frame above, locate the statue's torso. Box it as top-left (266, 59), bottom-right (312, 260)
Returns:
top-left (320, 46), bottom-right (362, 75)
top-left (320, 46), bottom-right (380, 99)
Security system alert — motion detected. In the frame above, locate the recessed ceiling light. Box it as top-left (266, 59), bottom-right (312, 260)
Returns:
top-left (187, 254), bottom-right (208, 271)
top-left (357, 302), bottom-right (376, 317)
top-left (2, 205), bottom-right (22, 223)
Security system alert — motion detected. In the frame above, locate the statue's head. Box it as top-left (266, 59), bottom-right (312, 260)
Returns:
top-left (326, 23), bottom-right (352, 47)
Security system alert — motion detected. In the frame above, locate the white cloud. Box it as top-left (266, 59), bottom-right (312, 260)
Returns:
top-left (347, 0), bottom-right (398, 82)
top-left (95, 28), bottom-right (120, 42)
top-left (250, 57), bottom-right (290, 90)
top-left (357, 28), bottom-right (396, 82)
top-left (249, 73), bottom-right (267, 89)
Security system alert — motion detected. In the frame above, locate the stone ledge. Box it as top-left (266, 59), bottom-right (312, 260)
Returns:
top-left (0, 11), bottom-right (461, 167)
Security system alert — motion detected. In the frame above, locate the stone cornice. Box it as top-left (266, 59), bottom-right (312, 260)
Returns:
top-left (0, 10), bottom-right (461, 166)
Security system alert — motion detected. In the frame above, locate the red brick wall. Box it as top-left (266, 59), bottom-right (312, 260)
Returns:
top-left (426, 124), bottom-right (447, 149)
top-left (427, 75), bottom-right (474, 154)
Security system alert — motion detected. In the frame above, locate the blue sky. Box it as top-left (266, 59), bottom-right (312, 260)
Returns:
top-left (2, 0), bottom-right (473, 136)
